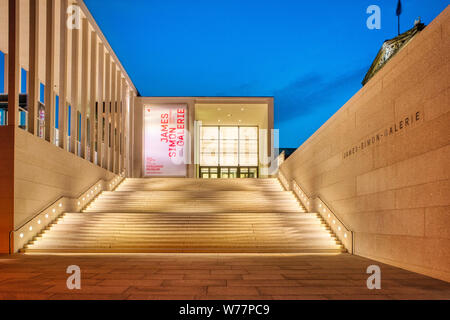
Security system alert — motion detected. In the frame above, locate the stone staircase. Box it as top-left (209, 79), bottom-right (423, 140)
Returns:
top-left (22, 178), bottom-right (344, 253)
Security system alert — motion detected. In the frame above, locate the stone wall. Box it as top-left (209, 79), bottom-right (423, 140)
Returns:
top-left (280, 7), bottom-right (450, 282)
top-left (14, 128), bottom-right (115, 229)
top-left (0, 126), bottom-right (14, 253)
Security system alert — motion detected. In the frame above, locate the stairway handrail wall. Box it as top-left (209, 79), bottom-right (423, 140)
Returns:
top-left (278, 170), bottom-right (354, 254)
top-left (10, 173), bottom-right (127, 253)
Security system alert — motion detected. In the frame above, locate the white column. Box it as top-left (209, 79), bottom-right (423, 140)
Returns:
top-left (80, 18), bottom-right (89, 159)
top-left (7, 0), bottom-right (20, 126)
top-left (120, 78), bottom-right (126, 174)
top-left (90, 31), bottom-right (98, 164)
top-left (97, 44), bottom-right (104, 168)
top-left (3, 53), bottom-right (8, 93)
top-left (110, 63), bottom-right (116, 172)
top-left (70, 22), bottom-right (80, 154)
top-left (104, 53), bottom-right (111, 170)
top-left (59, 0), bottom-right (69, 150)
top-left (129, 91), bottom-right (136, 176)
top-left (115, 70), bottom-right (121, 173)
top-left (116, 71), bottom-right (122, 174)
top-left (44, 0), bottom-right (56, 143)
top-left (28, 0), bottom-right (39, 135)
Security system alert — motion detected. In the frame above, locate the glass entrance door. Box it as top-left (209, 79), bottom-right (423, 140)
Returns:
top-left (199, 126), bottom-right (259, 179)
top-left (199, 166), bottom-right (258, 179)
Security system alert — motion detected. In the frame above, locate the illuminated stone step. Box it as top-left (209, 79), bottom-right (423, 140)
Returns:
top-left (45, 228), bottom-right (329, 235)
top-left (26, 239), bottom-right (341, 247)
top-left (116, 179), bottom-right (284, 192)
top-left (37, 236), bottom-right (334, 243)
top-left (23, 178), bottom-right (341, 254)
top-left (23, 248), bottom-right (345, 254)
top-left (28, 243), bottom-right (341, 250)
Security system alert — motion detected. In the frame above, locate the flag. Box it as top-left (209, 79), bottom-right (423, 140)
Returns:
top-left (396, 0), bottom-right (402, 16)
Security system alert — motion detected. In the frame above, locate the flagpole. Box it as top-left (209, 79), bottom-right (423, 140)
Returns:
top-left (396, 0), bottom-right (402, 35)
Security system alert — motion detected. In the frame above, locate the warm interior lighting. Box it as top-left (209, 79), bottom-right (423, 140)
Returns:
top-left (333, 220), bottom-right (336, 224)
top-left (45, 214), bottom-right (49, 219)
top-left (338, 226), bottom-right (341, 231)
top-left (19, 233), bottom-right (24, 238)
top-left (52, 209), bottom-right (56, 213)
top-left (344, 233), bottom-right (348, 238)
top-left (29, 226), bottom-right (33, 231)
top-left (37, 220), bottom-right (41, 225)
top-left (59, 203), bottom-right (63, 207)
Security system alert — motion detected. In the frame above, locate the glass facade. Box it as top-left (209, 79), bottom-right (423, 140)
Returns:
top-left (199, 126), bottom-right (258, 178)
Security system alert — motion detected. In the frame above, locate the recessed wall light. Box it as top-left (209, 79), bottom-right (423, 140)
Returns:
top-left (29, 226), bottom-right (33, 231)
top-left (20, 233), bottom-right (24, 238)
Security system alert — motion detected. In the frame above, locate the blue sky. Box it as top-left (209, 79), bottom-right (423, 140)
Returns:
top-left (2, 1), bottom-right (447, 147)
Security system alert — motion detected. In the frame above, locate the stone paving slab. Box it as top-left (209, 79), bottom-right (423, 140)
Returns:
top-left (0, 253), bottom-right (449, 300)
